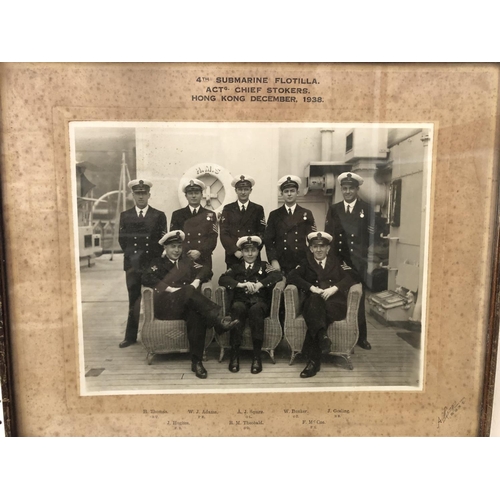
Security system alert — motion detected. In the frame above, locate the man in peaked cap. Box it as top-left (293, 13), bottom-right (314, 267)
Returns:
top-left (324, 171), bottom-right (374, 350)
top-left (142, 230), bottom-right (239, 379)
top-left (170, 178), bottom-right (218, 270)
top-left (287, 231), bottom-right (358, 378)
top-left (118, 179), bottom-right (167, 348)
top-left (220, 174), bottom-right (267, 268)
top-left (219, 235), bottom-right (283, 374)
top-left (264, 175), bottom-right (316, 276)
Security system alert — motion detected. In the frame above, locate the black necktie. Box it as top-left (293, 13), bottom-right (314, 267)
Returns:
top-left (241, 205), bottom-right (246, 213)
top-left (139, 210), bottom-right (144, 219)
top-left (346, 205), bottom-right (351, 214)
top-left (193, 208), bottom-right (197, 216)
top-left (288, 208), bottom-right (292, 216)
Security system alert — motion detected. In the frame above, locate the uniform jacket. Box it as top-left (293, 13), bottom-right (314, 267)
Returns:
top-left (287, 251), bottom-right (357, 297)
top-left (324, 198), bottom-right (374, 277)
top-left (264, 204), bottom-right (316, 273)
top-left (219, 259), bottom-right (283, 305)
top-left (118, 206), bottom-right (167, 272)
top-left (170, 206), bottom-right (218, 264)
top-left (142, 255), bottom-right (212, 293)
top-left (219, 201), bottom-right (266, 261)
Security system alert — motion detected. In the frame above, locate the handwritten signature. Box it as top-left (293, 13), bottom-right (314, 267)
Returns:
top-left (437, 397), bottom-right (465, 429)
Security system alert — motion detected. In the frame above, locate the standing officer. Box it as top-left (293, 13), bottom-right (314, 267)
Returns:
top-left (142, 230), bottom-right (238, 379)
top-left (264, 175), bottom-right (316, 276)
top-left (170, 178), bottom-right (218, 270)
top-left (324, 172), bottom-right (374, 350)
top-left (220, 175), bottom-right (266, 268)
top-left (118, 179), bottom-right (167, 348)
top-left (287, 231), bottom-right (357, 378)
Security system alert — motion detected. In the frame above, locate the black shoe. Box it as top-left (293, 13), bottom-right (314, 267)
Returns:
top-left (251, 356), bottom-right (262, 374)
top-left (319, 334), bottom-right (332, 354)
top-left (357, 339), bottom-right (372, 350)
top-left (191, 361), bottom-right (208, 379)
top-left (119, 339), bottom-right (136, 348)
top-left (229, 349), bottom-right (240, 373)
top-left (300, 359), bottom-right (320, 378)
top-left (214, 316), bottom-right (240, 335)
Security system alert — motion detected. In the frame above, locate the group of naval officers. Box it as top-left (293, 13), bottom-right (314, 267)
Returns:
top-left (117, 172), bottom-right (373, 380)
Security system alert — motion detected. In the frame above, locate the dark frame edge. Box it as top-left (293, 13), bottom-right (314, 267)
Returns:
top-left (479, 69), bottom-right (500, 437)
top-left (0, 66), bottom-right (18, 437)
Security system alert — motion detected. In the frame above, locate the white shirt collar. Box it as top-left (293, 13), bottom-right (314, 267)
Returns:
top-left (284, 204), bottom-right (297, 214)
top-left (169, 258), bottom-right (178, 265)
top-left (245, 262), bottom-right (254, 269)
top-left (239, 201), bottom-right (249, 210)
top-left (189, 205), bottom-right (201, 214)
top-left (343, 199), bottom-right (357, 211)
top-left (135, 205), bottom-right (149, 216)
top-left (316, 258), bottom-right (327, 267)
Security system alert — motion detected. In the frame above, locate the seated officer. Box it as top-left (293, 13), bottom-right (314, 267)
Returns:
top-left (218, 236), bottom-right (282, 374)
top-left (220, 175), bottom-right (267, 268)
top-left (170, 179), bottom-right (218, 270)
top-left (264, 175), bottom-right (316, 276)
top-left (287, 231), bottom-right (357, 378)
top-left (142, 230), bottom-right (238, 379)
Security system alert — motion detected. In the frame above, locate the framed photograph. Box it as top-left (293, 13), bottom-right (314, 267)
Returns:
top-left (72, 121), bottom-right (431, 396)
top-left (0, 63), bottom-right (498, 436)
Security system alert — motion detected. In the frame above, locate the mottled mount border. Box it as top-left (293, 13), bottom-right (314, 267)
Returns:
top-left (0, 152), bottom-right (16, 437)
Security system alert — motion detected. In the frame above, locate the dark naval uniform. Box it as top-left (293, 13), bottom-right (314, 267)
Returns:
top-left (170, 206), bottom-right (218, 269)
top-left (220, 201), bottom-right (266, 267)
top-left (325, 198), bottom-right (373, 282)
top-left (287, 251), bottom-right (357, 363)
top-left (119, 206), bottom-right (167, 343)
top-left (142, 256), bottom-right (221, 359)
top-left (219, 260), bottom-right (282, 347)
top-left (325, 197), bottom-right (374, 346)
top-left (264, 205), bottom-right (316, 275)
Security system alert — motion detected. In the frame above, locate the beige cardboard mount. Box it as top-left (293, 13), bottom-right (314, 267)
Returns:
top-left (0, 63), bottom-right (499, 436)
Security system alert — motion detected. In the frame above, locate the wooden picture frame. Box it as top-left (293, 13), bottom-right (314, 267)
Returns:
top-left (0, 62), bottom-right (499, 436)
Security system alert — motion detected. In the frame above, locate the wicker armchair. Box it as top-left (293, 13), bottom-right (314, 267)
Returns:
top-left (214, 280), bottom-right (285, 363)
top-left (283, 283), bottom-right (362, 369)
top-left (138, 283), bottom-right (215, 365)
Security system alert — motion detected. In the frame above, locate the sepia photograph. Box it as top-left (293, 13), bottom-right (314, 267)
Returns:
top-left (72, 122), bottom-right (432, 395)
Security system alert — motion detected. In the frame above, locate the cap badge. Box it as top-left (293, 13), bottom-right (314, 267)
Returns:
top-left (175, 231), bottom-right (180, 237)
top-left (240, 175), bottom-right (245, 181)
top-left (346, 173), bottom-right (352, 179)
top-left (189, 180), bottom-right (194, 186)
top-left (287, 176), bottom-right (291, 181)
top-left (139, 180), bottom-right (144, 185)
top-left (318, 232), bottom-right (322, 237)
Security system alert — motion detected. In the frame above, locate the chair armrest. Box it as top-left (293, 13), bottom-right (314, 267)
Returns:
top-left (214, 286), bottom-right (228, 316)
top-left (201, 281), bottom-right (212, 300)
top-left (346, 283), bottom-right (363, 323)
top-left (284, 284), bottom-right (300, 319)
top-left (141, 286), bottom-right (155, 322)
top-left (269, 278), bottom-right (286, 319)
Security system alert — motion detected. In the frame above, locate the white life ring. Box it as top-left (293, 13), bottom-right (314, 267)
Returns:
top-left (178, 163), bottom-right (236, 215)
